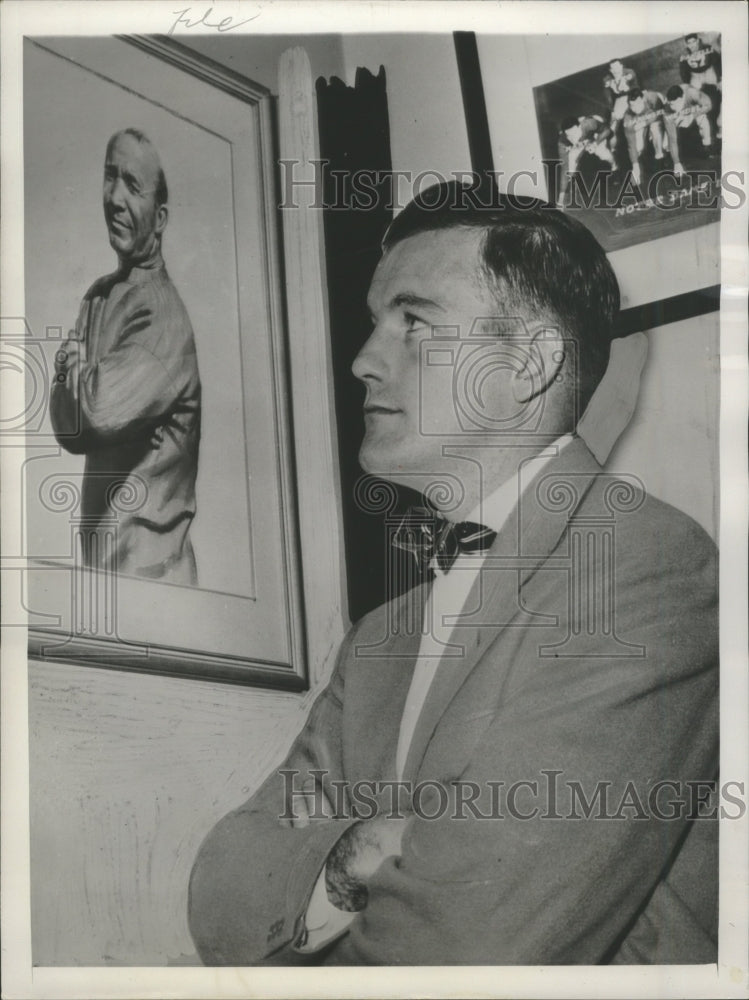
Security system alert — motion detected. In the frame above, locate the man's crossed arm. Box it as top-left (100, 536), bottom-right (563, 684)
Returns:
top-left (276, 761), bottom-right (411, 951)
top-left (188, 518), bottom-right (718, 967)
top-left (50, 288), bottom-right (190, 452)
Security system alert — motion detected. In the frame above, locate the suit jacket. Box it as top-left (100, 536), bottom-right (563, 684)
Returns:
top-left (188, 439), bottom-right (718, 965)
top-left (50, 261), bottom-right (201, 583)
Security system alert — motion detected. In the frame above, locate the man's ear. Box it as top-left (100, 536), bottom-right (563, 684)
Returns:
top-left (511, 325), bottom-right (566, 404)
top-left (155, 203), bottom-right (169, 236)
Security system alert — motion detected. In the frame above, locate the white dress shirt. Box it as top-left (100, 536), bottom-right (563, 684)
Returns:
top-left (297, 435), bottom-right (574, 952)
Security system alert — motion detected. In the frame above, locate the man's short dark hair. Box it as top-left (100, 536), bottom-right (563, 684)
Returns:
top-left (685, 33), bottom-right (699, 43)
top-left (105, 127), bottom-right (169, 207)
top-left (666, 84), bottom-right (685, 102)
top-left (627, 88), bottom-right (643, 102)
top-left (608, 58), bottom-right (623, 66)
top-left (382, 181), bottom-right (620, 413)
top-left (561, 116), bottom-right (580, 133)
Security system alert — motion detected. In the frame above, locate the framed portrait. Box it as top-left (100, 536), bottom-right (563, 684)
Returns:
top-left (20, 35), bottom-right (307, 688)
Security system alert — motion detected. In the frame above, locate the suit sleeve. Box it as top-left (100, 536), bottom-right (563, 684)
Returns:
top-left (327, 515), bottom-right (718, 965)
top-left (50, 284), bottom-right (190, 450)
top-left (188, 629), bottom-right (361, 965)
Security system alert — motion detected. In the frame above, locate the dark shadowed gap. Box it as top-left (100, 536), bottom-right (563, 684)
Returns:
top-left (317, 67), bottom-right (423, 623)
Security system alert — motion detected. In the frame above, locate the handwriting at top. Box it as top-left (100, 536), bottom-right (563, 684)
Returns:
top-left (168, 6), bottom-right (261, 35)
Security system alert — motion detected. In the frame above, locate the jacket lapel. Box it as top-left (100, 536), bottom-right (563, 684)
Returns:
top-left (402, 437), bottom-right (604, 783)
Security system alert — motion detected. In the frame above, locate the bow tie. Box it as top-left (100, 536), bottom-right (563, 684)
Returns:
top-left (392, 505), bottom-right (497, 574)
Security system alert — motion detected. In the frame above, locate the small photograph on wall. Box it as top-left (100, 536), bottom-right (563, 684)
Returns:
top-left (534, 32), bottom-right (722, 251)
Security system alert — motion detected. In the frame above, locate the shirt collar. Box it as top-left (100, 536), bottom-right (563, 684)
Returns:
top-left (119, 251), bottom-right (165, 283)
top-left (465, 434), bottom-right (575, 534)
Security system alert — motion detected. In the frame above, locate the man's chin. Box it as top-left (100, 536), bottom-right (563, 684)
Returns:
top-left (358, 445), bottom-right (471, 508)
top-left (108, 233), bottom-right (131, 256)
top-left (358, 447), bottom-right (413, 491)
top-left (357, 442), bottom-right (391, 477)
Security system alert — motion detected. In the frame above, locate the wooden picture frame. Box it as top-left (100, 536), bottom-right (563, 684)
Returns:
top-left (22, 35), bottom-right (311, 688)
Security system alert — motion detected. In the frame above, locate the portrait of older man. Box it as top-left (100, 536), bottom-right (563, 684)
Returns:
top-left (50, 127), bottom-right (201, 584)
top-left (187, 184), bottom-right (717, 965)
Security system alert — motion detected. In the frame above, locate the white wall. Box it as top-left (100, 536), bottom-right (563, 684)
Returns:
top-left (29, 661), bottom-right (313, 965)
top-left (341, 34), bottom-right (472, 197)
top-left (608, 311), bottom-right (719, 540)
top-left (178, 33), bottom-right (344, 89)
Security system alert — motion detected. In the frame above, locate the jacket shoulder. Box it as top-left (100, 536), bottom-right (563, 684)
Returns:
top-left (581, 476), bottom-right (716, 559)
top-left (113, 269), bottom-right (196, 342)
top-left (627, 490), bottom-right (714, 557)
top-left (149, 269), bottom-right (195, 333)
top-left (343, 583), bottom-right (426, 656)
top-left (82, 270), bottom-right (120, 301)
top-left (574, 482), bottom-right (718, 638)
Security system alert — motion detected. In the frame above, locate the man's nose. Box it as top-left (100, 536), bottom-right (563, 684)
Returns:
top-left (352, 325), bottom-right (387, 384)
top-left (105, 176), bottom-right (127, 208)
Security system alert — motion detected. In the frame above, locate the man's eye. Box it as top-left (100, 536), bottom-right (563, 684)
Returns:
top-left (404, 312), bottom-right (425, 332)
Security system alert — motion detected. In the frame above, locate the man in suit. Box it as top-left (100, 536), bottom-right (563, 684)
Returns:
top-left (50, 128), bottom-right (201, 584)
top-left (188, 184), bottom-right (718, 965)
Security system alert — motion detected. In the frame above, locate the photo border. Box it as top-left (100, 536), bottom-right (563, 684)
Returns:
top-left (2, 1), bottom-right (747, 998)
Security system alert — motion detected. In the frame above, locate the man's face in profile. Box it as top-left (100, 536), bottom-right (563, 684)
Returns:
top-left (629, 96), bottom-right (645, 114)
top-left (103, 134), bottom-right (166, 264)
top-left (565, 124), bottom-right (582, 145)
top-left (685, 36), bottom-right (701, 53)
top-left (609, 60), bottom-right (623, 78)
top-left (353, 227), bottom-right (519, 490)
